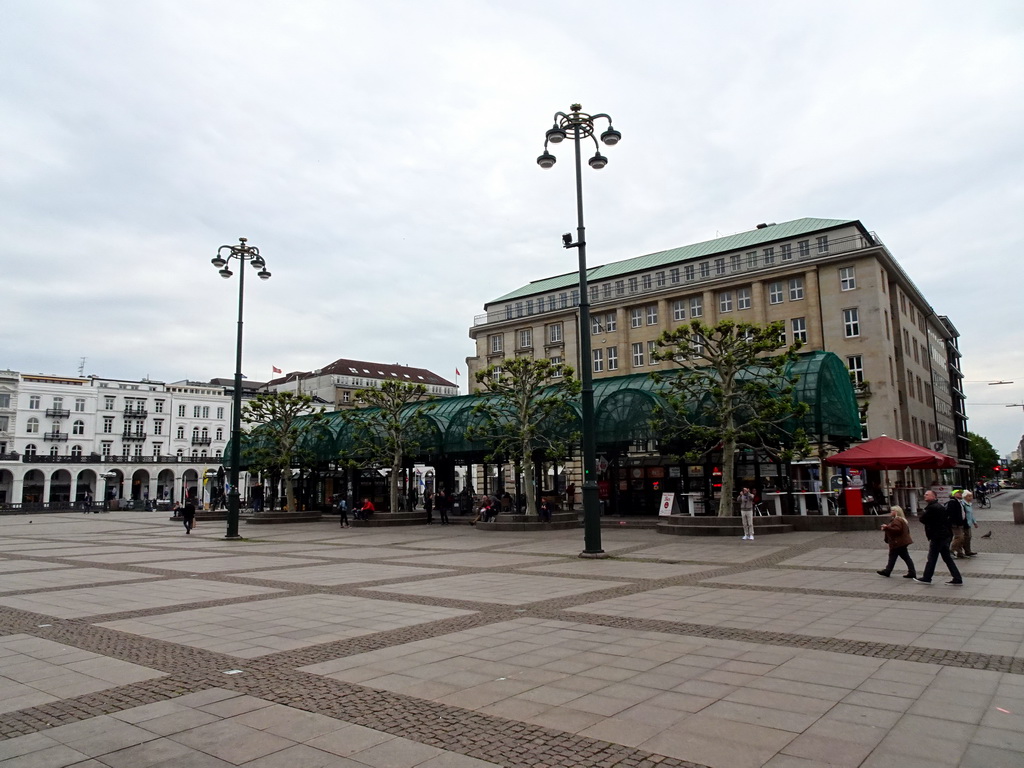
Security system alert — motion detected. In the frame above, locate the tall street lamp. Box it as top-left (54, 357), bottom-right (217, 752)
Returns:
top-left (211, 237), bottom-right (271, 539)
top-left (538, 103), bottom-right (621, 557)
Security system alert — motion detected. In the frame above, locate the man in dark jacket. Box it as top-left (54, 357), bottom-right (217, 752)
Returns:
top-left (915, 490), bottom-right (963, 585)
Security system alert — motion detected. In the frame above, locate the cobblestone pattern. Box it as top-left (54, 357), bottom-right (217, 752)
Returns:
top-left (0, 519), bottom-right (1022, 767)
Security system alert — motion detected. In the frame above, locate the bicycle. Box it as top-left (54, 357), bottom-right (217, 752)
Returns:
top-left (977, 495), bottom-right (991, 509)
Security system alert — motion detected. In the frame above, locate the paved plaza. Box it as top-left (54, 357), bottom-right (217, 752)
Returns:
top-left (0, 503), bottom-right (1022, 767)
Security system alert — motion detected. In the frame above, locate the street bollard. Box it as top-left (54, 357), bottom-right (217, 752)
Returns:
top-left (1013, 501), bottom-right (1023, 525)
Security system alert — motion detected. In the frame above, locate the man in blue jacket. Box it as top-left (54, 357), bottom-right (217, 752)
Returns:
top-left (915, 490), bottom-right (963, 585)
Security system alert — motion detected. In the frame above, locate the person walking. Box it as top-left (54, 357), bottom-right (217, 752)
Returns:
top-left (424, 490), bottom-right (434, 524)
top-left (82, 492), bottom-right (92, 514)
top-left (737, 487), bottom-right (755, 540)
top-left (915, 489), bottom-right (963, 585)
top-left (565, 482), bottom-right (577, 511)
top-left (877, 505), bottom-right (916, 578)
top-left (181, 502), bottom-right (196, 535)
top-left (337, 495), bottom-right (349, 528)
top-left (948, 490), bottom-right (968, 558)
top-left (960, 490), bottom-right (979, 557)
top-left (437, 489), bottom-right (450, 525)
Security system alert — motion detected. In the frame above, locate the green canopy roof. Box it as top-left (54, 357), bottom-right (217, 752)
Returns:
top-left (227, 351), bottom-right (860, 468)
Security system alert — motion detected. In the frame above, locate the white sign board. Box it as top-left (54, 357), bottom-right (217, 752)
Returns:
top-left (659, 492), bottom-right (681, 516)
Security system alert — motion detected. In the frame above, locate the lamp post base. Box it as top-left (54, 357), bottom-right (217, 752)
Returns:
top-left (578, 550), bottom-right (610, 559)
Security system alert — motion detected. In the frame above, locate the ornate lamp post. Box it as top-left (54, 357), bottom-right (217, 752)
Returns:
top-left (211, 237), bottom-right (271, 539)
top-left (538, 104), bottom-right (621, 557)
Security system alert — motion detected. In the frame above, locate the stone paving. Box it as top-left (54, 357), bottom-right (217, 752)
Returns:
top-left (0, 505), bottom-right (1022, 767)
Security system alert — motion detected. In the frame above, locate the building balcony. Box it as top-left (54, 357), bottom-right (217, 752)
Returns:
top-left (191, 436), bottom-right (212, 446)
top-left (123, 408), bottom-right (148, 418)
top-left (121, 433), bottom-right (147, 442)
top-left (43, 432), bottom-right (69, 442)
top-left (0, 452), bottom-right (20, 462)
top-left (45, 408), bottom-right (70, 418)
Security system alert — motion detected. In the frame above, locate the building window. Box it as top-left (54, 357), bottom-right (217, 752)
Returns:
top-left (670, 268), bottom-right (680, 284)
top-left (780, 243), bottom-right (792, 261)
top-left (519, 328), bottom-right (533, 348)
top-left (690, 297), bottom-right (703, 318)
top-left (648, 340), bottom-right (658, 361)
top-left (192, 427), bottom-right (200, 441)
top-left (768, 282), bottom-right (783, 304)
top-left (917, 376), bottom-right (924, 402)
top-left (641, 274), bottom-right (652, 290)
top-left (684, 265), bottom-right (695, 281)
top-left (26, 417), bottom-right (39, 433)
top-left (592, 316), bottom-right (604, 335)
top-left (342, 391), bottom-right (351, 403)
top-left (859, 406), bottom-right (869, 440)
top-left (0, 394), bottom-right (9, 408)
top-left (559, 292), bottom-right (568, 307)
top-left (692, 333), bottom-right (705, 355)
top-left (631, 342), bottom-right (645, 367)
top-left (719, 291), bottom-right (734, 313)
top-left (153, 419), bottom-right (163, 435)
top-left (178, 404), bottom-right (185, 417)
top-left (673, 300), bottom-right (686, 321)
top-left (615, 281), bottom-right (624, 296)
top-left (24, 444), bottom-right (37, 457)
top-left (714, 258), bottom-right (726, 275)
top-left (216, 427), bottom-right (224, 440)
top-left (699, 262), bottom-right (710, 278)
top-left (607, 347), bottom-right (618, 370)
top-left (646, 305), bottom-right (658, 325)
top-left (628, 277), bottom-right (638, 293)
top-left (152, 444), bottom-right (161, 458)
top-left (550, 357), bottom-right (563, 375)
top-left (570, 290), bottom-right (579, 306)
top-left (839, 266), bottom-right (856, 291)
top-left (72, 420), bottom-right (85, 435)
top-left (847, 355), bottom-right (864, 385)
top-left (71, 444), bottom-right (82, 457)
top-left (731, 254), bottom-right (742, 272)
top-left (631, 308), bottom-right (643, 328)
top-left (176, 426), bottom-right (185, 439)
top-left (789, 278), bottom-right (804, 301)
top-left (526, 299), bottom-right (535, 315)
top-left (599, 283), bottom-right (609, 299)
top-left (792, 317), bottom-right (807, 343)
top-left (816, 235), bottom-right (829, 254)
top-left (154, 399), bottom-right (164, 413)
top-left (29, 396), bottom-right (40, 410)
top-left (655, 271), bottom-right (666, 287)
top-left (843, 308), bottom-right (860, 337)
top-left (101, 442), bottom-right (111, 457)
top-left (105, 396), bottom-right (116, 410)
top-left (737, 287), bottom-right (751, 310)
top-left (605, 313), bottom-right (617, 332)
top-left (202, 406), bottom-right (209, 419)
top-left (489, 334), bottom-right (503, 353)
top-left (913, 337), bottom-right (920, 363)
top-left (49, 445), bottom-right (60, 457)
top-left (74, 398), bottom-right (86, 412)
top-left (778, 325), bottom-right (787, 345)
top-left (216, 407), bottom-right (224, 419)
top-left (193, 406), bottom-right (200, 418)
top-left (746, 251), bottom-right (758, 268)
top-left (548, 323), bottom-right (562, 344)
top-left (592, 349), bottom-right (604, 373)
top-left (763, 247), bottom-right (775, 265)
top-left (798, 240), bottom-right (810, 257)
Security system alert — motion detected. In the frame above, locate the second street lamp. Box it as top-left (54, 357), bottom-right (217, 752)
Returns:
top-left (538, 103), bottom-right (621, 557)
top-left (211, 237), bottom-right (271, 539)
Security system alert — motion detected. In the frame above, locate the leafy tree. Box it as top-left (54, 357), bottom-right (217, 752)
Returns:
top-left (242, 391), bottom-right (327, 513)
top-left (344, 380), bottom-right (433, 514)
top-left (470, 357), bottom-right (581, 517)
top-left (653, 318), bottom-right (808, 517)
top-left (968, 432), bottom-right (1000, 479)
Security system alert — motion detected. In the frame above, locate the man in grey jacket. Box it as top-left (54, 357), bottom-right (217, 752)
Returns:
top-left (915, 490), bottom-right (963, 585)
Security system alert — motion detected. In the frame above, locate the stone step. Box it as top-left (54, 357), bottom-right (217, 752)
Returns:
top-left (658, 517), bottom-right (794, 536)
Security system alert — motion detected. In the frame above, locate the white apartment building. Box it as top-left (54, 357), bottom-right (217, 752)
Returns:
top-left (0, 371), bottom-right (237, 508)
top-left (266, 358), bottom-right (457, 408)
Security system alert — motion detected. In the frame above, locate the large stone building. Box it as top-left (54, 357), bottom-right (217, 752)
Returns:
top-left (265, 358), bottom-right (457, 407)
top-left (0, 371), bottom-right (249, 507)
top-left (467, 217), bottom-right (969, 473)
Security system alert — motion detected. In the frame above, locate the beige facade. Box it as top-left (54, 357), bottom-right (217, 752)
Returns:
top-left (467, 218), bottom-right (964, 456)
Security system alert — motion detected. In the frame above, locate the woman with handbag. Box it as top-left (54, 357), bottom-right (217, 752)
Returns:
top-left (878, 505), bottom-right (916, 578)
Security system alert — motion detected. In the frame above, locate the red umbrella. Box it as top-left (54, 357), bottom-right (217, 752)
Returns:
top-left (825, 435), bottom-right (957, 470)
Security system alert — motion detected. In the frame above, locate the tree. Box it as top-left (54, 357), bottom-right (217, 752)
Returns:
top-left (242, 391), bottom-right (327, 513)
top-left (470, 357), bottom-right (581, 516)
top-left (344, 380), bottom-right (433, 514)
top-left (968, 432), bottom-right (1000, 479)
top-left (653, 318), bottom-right (808, 517)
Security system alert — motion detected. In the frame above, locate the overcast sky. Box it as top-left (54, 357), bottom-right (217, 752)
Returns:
top-left (3, 1), bottom-right (1022, 455)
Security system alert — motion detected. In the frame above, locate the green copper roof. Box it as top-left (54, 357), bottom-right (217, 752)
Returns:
top-left (490, 217), bottom-right (857, 304)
